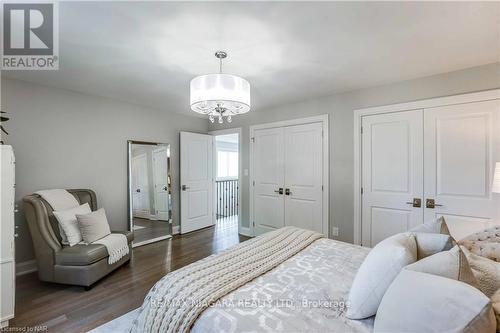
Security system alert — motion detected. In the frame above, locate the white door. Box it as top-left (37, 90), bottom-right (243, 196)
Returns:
top-left (362, 110), bottom-right (424, 247)
top-left (152, 147), bottom-right (170, 221)
top-left (180, 132), bottom-right (214, 234)
top-left (132, 153), bottom-right (151, 218)
top-left (253, 127), bottom-right (285, 235)
top-left (284, 123), bottom-right (324, 233)
top-left (424, 100), bottom-right (500, 240)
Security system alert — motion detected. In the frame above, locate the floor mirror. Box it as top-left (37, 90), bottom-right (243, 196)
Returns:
top-left (128, 140), bottom-right (172, 247)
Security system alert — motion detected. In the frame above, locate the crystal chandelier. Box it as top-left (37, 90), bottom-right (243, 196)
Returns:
top-left (190, 51), bottom-right (251, 123)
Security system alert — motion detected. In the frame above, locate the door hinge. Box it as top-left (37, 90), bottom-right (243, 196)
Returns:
top-left (253, 221), bottom-right (255, 227)
top-left (253, 180), bottom-right (255, 186)
top-left (251, 137), bottom-right (255, 143)
top-left (322, 185), bottom-right (324, 191)
top-left (361, 126), bottom-right (363, 134)
top-left (361, 187), bottom-right (364, 195)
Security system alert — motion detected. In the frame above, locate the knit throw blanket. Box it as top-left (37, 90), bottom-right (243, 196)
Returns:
top-left (94, 233), bottom-right (129, 264)
top-left (130, 227), bottom-right (324, 333)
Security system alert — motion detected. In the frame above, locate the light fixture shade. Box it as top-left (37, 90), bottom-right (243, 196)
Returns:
top-left (493, 162), bottom-right (500, 193)
top-left (190, 74), bottom-right (250, 115)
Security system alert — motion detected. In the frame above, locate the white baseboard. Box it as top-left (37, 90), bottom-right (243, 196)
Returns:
top-left (172, 225), bottom-right (180, 235)
top-left (238, 226), bottom-right (253, 237)
top-left (16, 260), bottom-right (37, 276)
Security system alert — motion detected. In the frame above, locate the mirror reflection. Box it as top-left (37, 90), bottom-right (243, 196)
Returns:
top-left (128, 141), bottom-right (172, 246)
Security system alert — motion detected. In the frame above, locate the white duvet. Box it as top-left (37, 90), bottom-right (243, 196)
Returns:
top-left (192, 238), bottom-right (373, 333)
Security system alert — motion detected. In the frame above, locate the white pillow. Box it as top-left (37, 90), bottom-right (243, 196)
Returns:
top-left (491, 289), bottom-right (500, 330)
top-left (346, 233), bottom-right (417, 319)
top-left (413, 232), bottom-right (453, 259)
top-left (53, 203), bottom-right (91, 246)
top-left (76, 208), bottom-right (111, 244)
top-left (410, 216), bottom-right (450, 235)
top-left (462, 247), bottom-right (500, 298)
top-left (374, 270), bottom-right (495, 333)
top-left (405, 246), bottom-right (477, 287)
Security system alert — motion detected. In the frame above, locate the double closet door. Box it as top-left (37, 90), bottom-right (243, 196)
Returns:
top-left (252, 122), bottom-right (324, 235)
top-left (362, 99), bottom-right (500, 246)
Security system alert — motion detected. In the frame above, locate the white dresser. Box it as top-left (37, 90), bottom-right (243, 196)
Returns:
top-left (1, 145), bottom-right (15, 328)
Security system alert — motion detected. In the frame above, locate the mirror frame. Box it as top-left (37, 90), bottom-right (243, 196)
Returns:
top-left (127, 140), bottom-right (172, 246)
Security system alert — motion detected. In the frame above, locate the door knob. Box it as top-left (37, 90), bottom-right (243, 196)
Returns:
top-left (285, 188), bottom-right (292, 196)
top-left (181, 185), bottom-right (190, 191)
top-left (426, 199), bottom-right (443, 209)
top-left (136, 189), bottom-right (140, 193)
top-left (274, 188), bottom-right (284, 195)
top-left (405, 198), bottom-right (421, 208)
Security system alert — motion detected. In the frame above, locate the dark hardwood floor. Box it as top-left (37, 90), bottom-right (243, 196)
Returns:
top-left (10, 218), bottom-right (249, 333)
top-left (132, 217), bottom-right (170, 244)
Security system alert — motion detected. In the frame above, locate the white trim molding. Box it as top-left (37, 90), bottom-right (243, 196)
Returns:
top-left (16, 260), bottom-right (37, 276)
top-left (353, 89), bottom-right (500, 246)
top-left (132, 235), bottom-right (172, 248)
top-left (238, 226), bottom-right (253, 237)
top-left (172, 225), bottom-right (180, 235)
top-left (249, 114), bottom-right (330, 237)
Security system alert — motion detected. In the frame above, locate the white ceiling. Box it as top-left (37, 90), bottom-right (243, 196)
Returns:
top-left (4, 2), bottom-right (499, 116)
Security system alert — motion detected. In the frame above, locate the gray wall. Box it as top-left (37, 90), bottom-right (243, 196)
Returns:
top-left (209, 63), bottom-right (500, 243)
top-left (1, 78), bottom-right (208, 263)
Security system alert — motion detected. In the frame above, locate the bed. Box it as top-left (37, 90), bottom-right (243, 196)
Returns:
top-left (130, 225), bottom-right (498, 333)
top-left (131, 227), bottom-right (373, 333)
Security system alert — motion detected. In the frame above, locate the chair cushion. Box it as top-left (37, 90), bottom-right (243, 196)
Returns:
top-left (55, 231), bottom-right (133, 266)
top-left (56, 243), bottom-right (108, 266)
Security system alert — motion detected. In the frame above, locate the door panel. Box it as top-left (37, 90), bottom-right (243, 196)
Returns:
top-left (132, 153), bottom-right (151, 218)
top-left (180, 132), bottom-right (213, 234)
top-left (362, 110), bottom-right (424, 247)
top-left (284, 123), bottom-right (323, 233)
top-left (152, 147), bottom-right (170, 221)
top-left (424, 100), bottom-right (500, 240)
top-left (253, 127), bottom-right (285, 235)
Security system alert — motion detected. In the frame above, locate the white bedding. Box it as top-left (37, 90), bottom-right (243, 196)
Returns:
top-left (192, 238), bottom-right (373, 333)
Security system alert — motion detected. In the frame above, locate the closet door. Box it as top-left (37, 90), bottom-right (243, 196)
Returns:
top-left (361, 110), bottom-right (424, 247)
top-left (424, 100), bottom-right (500, 240)
top-left (284, 123), bottom-right (324, 233)
top-left (253, 127), bottom-right (285, 235)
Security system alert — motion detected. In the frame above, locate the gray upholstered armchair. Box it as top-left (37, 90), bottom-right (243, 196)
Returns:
top-left (23, 189), bottom-right (133, 288)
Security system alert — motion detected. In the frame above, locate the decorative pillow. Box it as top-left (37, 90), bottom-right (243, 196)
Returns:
top-left (460, 225), bottom-right (500, 262)
top-left (404, 246), bottom-right (477, 287)
top-left (462, 247), bottom-right (500, 298)
top-left (76, 208), bottom-right (111, 244)
top-left (409, 216), bottom-right (450, 235)
top-left (374, 270), bottom-right (496, 333)
top-left (413, 232), bottom-right (454, 259)
top-left (491, 288), bottom-right (500, 331)
top-left (53, 203), bottom-right (91, 246)
top-left (346, 233), bottom-right (417, 319)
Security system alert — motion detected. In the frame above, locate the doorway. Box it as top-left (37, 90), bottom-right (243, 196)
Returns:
top-left (211, 129), bottom-right (241, 235)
